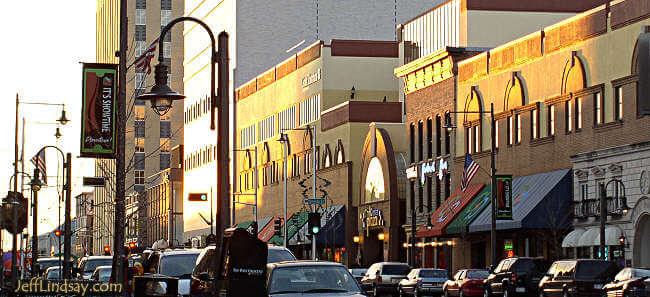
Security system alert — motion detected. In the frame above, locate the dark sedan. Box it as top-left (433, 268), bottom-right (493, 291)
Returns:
top-left (602, 267), bottom-right (650, 297)
top-left (267, 261), bottom-right (365, 296)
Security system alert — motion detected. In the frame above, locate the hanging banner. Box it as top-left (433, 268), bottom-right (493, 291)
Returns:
top-left (496, 175), bottom-right (513, 220)
top-left (80, 63), bottom-right (118, 158)
top-left (638, 32), bottom-right (650, 115)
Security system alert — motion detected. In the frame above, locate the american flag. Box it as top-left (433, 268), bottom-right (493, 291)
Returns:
top-left (461, 154), bottom-right (480, 192)
top-left (30, 150), bottom-right (47, 184)
top-left (134, 38), bottom-right (159, 74)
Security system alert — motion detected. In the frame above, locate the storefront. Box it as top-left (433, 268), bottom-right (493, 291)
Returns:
top-left (356, 124), bottom-right (408, 266)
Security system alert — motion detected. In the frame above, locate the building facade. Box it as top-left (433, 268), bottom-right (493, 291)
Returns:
top-left (94, 0), bottom-right (184, 255)
top-left (74, 192), bottom-right (93, 257)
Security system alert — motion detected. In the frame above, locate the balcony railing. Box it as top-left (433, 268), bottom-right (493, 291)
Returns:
top-left (573, 196), bottom-right (626, 219)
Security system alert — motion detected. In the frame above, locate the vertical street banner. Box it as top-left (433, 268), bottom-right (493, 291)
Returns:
top-left (638, 32), bottom-right (650, 115)
top-left (496, 175), bottom-right (513, 220)
top-left (80, 63), bottom-right (118, 158)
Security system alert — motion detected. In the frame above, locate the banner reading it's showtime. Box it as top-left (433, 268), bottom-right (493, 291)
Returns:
top-left (80, 63), bottom-right (118, 158)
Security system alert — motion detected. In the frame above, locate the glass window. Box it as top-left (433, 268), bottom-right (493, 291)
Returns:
top-left (615, 87), bottom-right (623, 120)
top-left (419, 269), bottom-right (448, 278)
top-left (160, 138), bottom-right (170, 152)
top-left (466, 127), bottom-right (472, 154)
top-left (136, 9), bottom-right (146, 26)
top-left (418, 121), bottom-right (423, 161)
top-left (531, 109), bottom-right (538, 139)
top-left (163, 41), bottom-right (171, 59)
top-left (466, 270), bottom-right (489, 279)
top-left (580, 182), bottom-right (588, 201)
top-left (435, 116), bottom-right (442, 157)
top-left (507, 116), bottom-right (513, 145)
top-left (515, 114), bottom-right (521, 143)
top-left (364, 157), bottom-right (385, 202)
top-left (135, 105), bottom-right (145, 120)
top-left (427, 118), bottom-right (433, 158)
top-left (135, 41), bottom-right (146, 57)
top-left (135, 73), bottom-right (145, 89)
top-left (566, 100), bottom-right (573, 132)
top-left (159, 253), bottom-right (200, 277)
top-left (410, 124), bottom-right (415, 162)
top-left (549, 105), bottom-right (556, 136)
top-left (135, 138), bottom-right (144, 153)
top-left (474, 125), bottom-right (480, 152)
top-left (268, 265), bottom-right (361, 294)
top-left (161, 10), bottom-right (172, 26)
top-left (576, 97), bottom-right (583, 129)
top-left (594, 92), bottom-right (603, 125)
top-left (381, 265), bottom-right (411, 275)
top-left (135, 170), bottom-right (144, 185)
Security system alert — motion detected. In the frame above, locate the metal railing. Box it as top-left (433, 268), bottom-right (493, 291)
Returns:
top-left (574, 196), bottom-right (626, 218)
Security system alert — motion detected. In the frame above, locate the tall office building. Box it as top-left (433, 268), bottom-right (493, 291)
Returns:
top-left (93, 0), bottom-right (184, 255)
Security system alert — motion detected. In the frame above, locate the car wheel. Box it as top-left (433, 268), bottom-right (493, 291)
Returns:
top-left (444, 289), bottom-right (449, 297)
top-left (484, 288), bottom-right (492, 297)
top-left (460, 289), bottom-right (465, 297)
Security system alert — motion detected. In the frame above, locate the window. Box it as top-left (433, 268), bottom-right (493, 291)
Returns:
top-left (160, 138), bottom-right (170, 152)
top-left (161, 10), bottom-right (171, 26)
top-left (409, 124), bottom-right (415, 163)
top-left (615, 86), bottom-right (623, 120)
top-left (240, 125), bottom-right (256, 148)
top-left (298, 94), bottom-right (321, 126)
top-left (135, 170), bottom-right (144, 185)
top-left (160, 153), bottom-right (170, 170)
top-left (426, 118), bottom-right (432, 158)
top-left (426, 178), bottom-right (432, 210)
top-left (594, 92), bottom-right (603, 125)
top-left (135, 105), bottom-right (145, 120)
top-left (548, 105), bottom-right (556, 136)
top-left (580, 182), bottom-right (588, 201)
top-left (259, 115), bottom-right (276, 141)
top-left (435, 115), bottom-right (441, 157)
top-left (444, 123), bottom-right (450, 154)
top-left (531, 109), bottom-right (538, 139)
top-left (435, 176), bottom-right (441, 208)
top-left (576, 97), bottom-right (583, 129)
top-left (135, 138), bottom-right (144, 153)
top-left (473, 125), bottom-right (480, 152)
top-left (417, 121), bottom-right (423, 161)
top-left (466, 127), bottom-right (472, 154)
top-left (163, 41), bottom-right (171, 58)
top-left (515, 114), bottom-right (521, 143)
top-left (135, 41), bottom-right (146, 57)
top-left (136, 9), bottom-right (146, 25)
top-left (507, 116), bottom-right (513, 145)
top-left (495, 121), bottom-right (499, 148)
top-left (135, 25), bottom-right (146, 41)
top-left (279, 106), bottom-right (296, 131)
top-left (566, 100), bottom-right (573, 132)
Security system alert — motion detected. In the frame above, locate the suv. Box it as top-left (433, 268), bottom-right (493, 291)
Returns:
top-left (538, 259), bottom-right (620, 297)
top-left (484, 257), bottom-right (550, 297)
top-left (360, 262), bottom-right (411, 296)
top-left (145, 249), bottom-right (202, 297)
top-left (76, 256), bottom-right (113, 279)
top-left (190, 245), bottom-right (296, 297)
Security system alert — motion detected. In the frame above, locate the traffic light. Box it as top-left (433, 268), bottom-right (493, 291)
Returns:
top-left (273, 218), bottom-right (282, 237)
top-left (0, 191), bottom-right (28, 234)
top-left (308, 212), bottom-right (321, 235)
top-left (188, 193), bottom-right (208, 201)
top-left (129, 242), bottom-right (136, 249)
top-left (54, 230), bottom-right (61, 237)
top-left (104, 245), bottom-right (110, 255)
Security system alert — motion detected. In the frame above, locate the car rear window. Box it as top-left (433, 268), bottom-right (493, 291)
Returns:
top-left (382, 265), bottom-right (410, 275)
top-left (467, 270), bottom-right (489, 279)
top-left (512, 259), bottom-right (549, 273)
top-left (575, 261), bottom-right (617, 280)
top-left (419, 270), bottom-right (447, 278)
top-left (268, 249), bottom-right (297, 263)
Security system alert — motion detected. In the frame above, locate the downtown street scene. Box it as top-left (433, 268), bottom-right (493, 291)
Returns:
top-left (1, 0), bottom-right (650, 296)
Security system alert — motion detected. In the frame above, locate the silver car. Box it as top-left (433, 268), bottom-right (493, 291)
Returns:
top-left (268, 261), bottom-right (365, 296)
top-left (399, 268), bottom-right (449, 296)
top-left (146, 249), bottom-right (201, 297)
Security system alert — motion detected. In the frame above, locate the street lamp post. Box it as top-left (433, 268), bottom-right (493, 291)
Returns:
top-left (139, 17), bottom-right (230, 293)
top-left (410, 203), bottom-right (434, 267)
top-left (29, 169), bottom-right (44, 276)
top-left (444, 102), bottom-right (497, 267)
top-left (599, 179), bottom-right (628, 260)
top-left (277, 133), bottom-right (289, 248)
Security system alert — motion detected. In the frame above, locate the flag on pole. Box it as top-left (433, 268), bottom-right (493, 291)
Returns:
top-left (461, 154), bottom-right (479, 192)
top-left (30, 150), bottom-right (47, 184)
top-left (134, 38), bottom-right (159, 74)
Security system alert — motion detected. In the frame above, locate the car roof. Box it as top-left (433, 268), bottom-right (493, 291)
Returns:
top-left (94, 266), bottom-right (112, 271)
top-left (83, 256), bottom-right (113, 260)
top-left (37, 258), bottom-right (60, 262)
top-left (418, 268), bottom-right (447, 271)
top-left (45, 266), bottom-right (61, 271)
top-left (158, 249), bottom-right (202, 256)
top-left (375, 262), bottom-right (409, 266)
top-left (268, 246), bottom-right (291, 251)
top-left (267, 260), bottom-right (346, 269)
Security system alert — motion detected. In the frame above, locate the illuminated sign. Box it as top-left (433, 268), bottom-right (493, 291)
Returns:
top-left (301, 68), bottom-right (321, 88)
top-left (406, 166), bottom-right (418, 179)
top-left (496, 175), bottom-right (513, 220)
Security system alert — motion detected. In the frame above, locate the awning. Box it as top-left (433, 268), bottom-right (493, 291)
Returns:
top-left (576, 226), bottom-right (623, 246)
top-left (417, 184), bottom-right (485, 237)
top-left (445, 185), bottom-right (492, 235)
top-left (258, 216), bottom-right (283, 242)
top-left (294, 205), bottom-right (346, 245)
top-left (562, 228), bottom-right (586, 247)
top-left (235, 221), bottom-right (253, 229)
top-left (468, 169), bottom-right (571, 232)
top-left (269, 212), bottom-right (308, 246)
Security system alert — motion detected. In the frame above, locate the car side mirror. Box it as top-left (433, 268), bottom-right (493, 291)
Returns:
top-left (197, 272), bottom-right (211, 282)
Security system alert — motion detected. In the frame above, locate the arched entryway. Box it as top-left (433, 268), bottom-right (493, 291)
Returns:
top-left (634, 214), bottom-right (650, 267)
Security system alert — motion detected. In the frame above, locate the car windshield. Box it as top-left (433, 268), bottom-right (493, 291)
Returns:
top-left (46, 269), bottom-right (60, 279)
top-left (420, 270), bottom-right (447, 278)
top-left (467, 270), bottom-right (489, 279)
top-left (159, 253), bottom-right (199, 278)
top-left (269, 265), bottom-right (361, 294)
top-left (632, 269), bottom-right (650, 278)
top-left (84, 259), bottom-right (113, 272)
top-left (98, 269), bottom-right (112, 282)
top-left (575, 261), bottom-right (617, 280)
top-left (382, 265), bottom-right (410, 275)
top-left (268, 249), bottom-right (297, 263)
top-left (38, 260), bottom-right (60, 272)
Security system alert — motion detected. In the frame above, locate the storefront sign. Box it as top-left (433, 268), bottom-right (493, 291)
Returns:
top-left (406, 166), bottom-right (418, 179)
top-left (438, 158), bottom-right (448, 181)
top-left (496, 175), bottom-right (513, 220)
top-left (360, 207), bottom-right (384, 231)
top-left (407, 158), bottom-right (448, 184)
top-left (420, 161), bottom-right (436, 185)
top-left (504, 239), bottom-right (513, 250)
top-left (80, 63), bottom-right (118, 158)
top-left (301, 68), bottom-right (321, 88)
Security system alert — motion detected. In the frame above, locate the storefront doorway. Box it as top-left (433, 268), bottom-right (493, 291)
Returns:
top-left (634, 214), bottom-right (650, 267)
top-left (363, 230), bottom-right (384, 265)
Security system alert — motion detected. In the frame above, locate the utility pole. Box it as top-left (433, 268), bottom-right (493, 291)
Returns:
top-left (31, 168), bottom-right (39, 276)
top-left (11, 93), bottom-right (20, 287)
top-left (63, 153), bottom-right (72, 279)
top-left (112, 0), bottom-right (128, 285)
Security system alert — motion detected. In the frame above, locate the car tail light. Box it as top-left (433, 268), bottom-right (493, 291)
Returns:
top-left (511, 273), bottom-right (518, 283)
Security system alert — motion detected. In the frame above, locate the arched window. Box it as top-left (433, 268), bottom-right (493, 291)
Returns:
top-left (335, 139), bottom-right (345, 164)
top-left (323, 144), bottom-right (332, 168)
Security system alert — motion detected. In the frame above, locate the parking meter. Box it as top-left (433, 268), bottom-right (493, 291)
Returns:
top-left (134, 274), bottom-right (179, 297)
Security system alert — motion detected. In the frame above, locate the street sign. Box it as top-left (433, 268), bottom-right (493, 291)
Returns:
top-left (83, 176), bottom-right (105, 187)
top-left (305, 198), bottom-right (326, 205)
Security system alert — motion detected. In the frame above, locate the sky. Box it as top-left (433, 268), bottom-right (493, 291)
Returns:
top-left (0, 1), bottom-right (97, 250)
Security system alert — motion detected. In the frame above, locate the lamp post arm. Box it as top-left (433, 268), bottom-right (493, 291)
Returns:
top-left (8, 172), bottom-right (32, 191)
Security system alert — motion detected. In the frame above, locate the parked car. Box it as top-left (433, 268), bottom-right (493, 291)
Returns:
top-left (190, 245), bottom-right (297, 296)
top-left (443, 269), bottom-right (489, 297)
top-left (350, 268), bottom-right (368, 283)
top-left (76, 256), bottom-right (113, 279)
top-left (602, 267), bottom-right (650, 297)
top-left (44, 266), bottom-right (62, 280)
top-left (35, 257), bottom-right (62, 276)
top-left (267, 261), bottom-right (365, 296)
top-left (360, 262), bottom-right (411, 296)
top-left (145, 249), bottom-right (201, 297)
top-left (484, 257), bottom-right (550, 297)
top-left (399, 268), bottom-right (449, 297)
top-left (90, 265), bottom-right (112, 283)
top-left (538, 259), bottom-right (620, 297)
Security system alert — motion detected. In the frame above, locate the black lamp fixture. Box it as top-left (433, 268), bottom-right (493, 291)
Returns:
top-left (350, 86), bottom-right (355, 99)
top-left (277, 132), bottom-right (289, 143)
top-left (444, 113), bottom-right (456, 131)
top-left (57, 109), bottom-right (70, 125)
top-left (54, 127), bottom-right (62, 139)
top-left (137, 63), bottom-right (185, 116)
top-left (29, 175), bottom-right (44, 192)
top-left (426, 217), bottom-right (434, 230)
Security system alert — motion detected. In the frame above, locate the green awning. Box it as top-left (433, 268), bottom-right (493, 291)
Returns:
top-left (236, 221), bottom-right (254, 229)
top-left (268, 212), bottom-right (309, 246)
top-left (445, 185), bottom-right (492, 235)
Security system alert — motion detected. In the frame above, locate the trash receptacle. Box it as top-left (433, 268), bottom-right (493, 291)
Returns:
top-left (134, 274), bottom-right (179, 297)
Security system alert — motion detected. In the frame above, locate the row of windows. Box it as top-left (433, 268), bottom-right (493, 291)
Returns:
top-left (464, 87), bottom-right (623, 154)
top-left (184, 96), bottom-right (211, 124)
top-left (240, 125), bottom-right (256, 149)
top-left (259, 115), bottom-right (276, 142)
top-left (402, 0), bottom-right (460, 63)
top-left (279, 106), bottom-right (297, 131)
top-left (409, 115), bottom-right (451, 163)
top-left (184, 144), bottom-right (216, 171)
top-left (135, 8), bottom-right (172, 27)
top-left (298, 94), bottom-right (321, 126)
